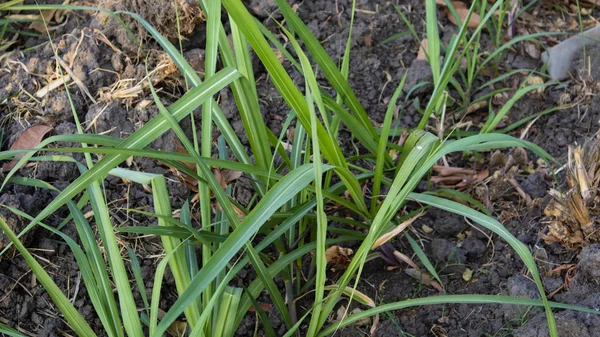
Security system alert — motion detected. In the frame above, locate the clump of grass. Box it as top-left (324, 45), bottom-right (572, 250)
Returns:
top-left (0, 1), bottom-right (597, 337)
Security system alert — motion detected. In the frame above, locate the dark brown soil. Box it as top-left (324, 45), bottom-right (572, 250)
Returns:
top-left (2, 0), bottom-right (600, 336)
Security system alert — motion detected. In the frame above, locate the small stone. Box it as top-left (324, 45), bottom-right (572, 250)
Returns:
top-left (520, 172), bottom-right (548, 199)
top-left (402, 60), bottom-right (433, 96)
top-left (555, 131), bottom-right (568, 146)
top-left (573, 42), bottom-right (600, 81)
top-left (578, 244), bottom-right (600, 280)
top-left (461, 237), bottom-right (486, 260)
top-left (506, 275), bottom-right (540, 299)
top-left (542, 26), bottom-right (600, 81)
top-left (544, 276), bottom-right (564, 293)
top-left (431, 238), bottom-right (466, 264)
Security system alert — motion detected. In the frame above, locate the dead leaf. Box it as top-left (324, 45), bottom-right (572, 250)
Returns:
top-left (351, 308), bottom-right (371, 326)
top-left (445, 2), bottom-right (481, 29)
top-left (462, 268), bottom-right (473, 281)
top-left (524, 41), bottom-right (541, 59)
top-left (2, 125), bottom-right (53, 172)
top-left (213, 168), bottom-right (242, 189)
top-left (332, 305), bottom-right (371, 325)
top-left (431, 165), bottom-right (489, 190)
top-left (393, 250), bottom-right (420, 270)
top-left (248, 303), bottom-right (273, 312)
top-left (422, 224), bottom-right (434, 233)
top-left (167, 320), bottom-right (187, 337)
top-left (29, 9), bottom-right (57, 33)
top-left (417, 38), bottom-right (429, 61)
top-left (405, 268), bottom-right (444, 292)
top-left (372, 212), bottom-right (423, 249)
top-left (326, 246), bottom-right (354, 271)
top-left (433, 165), bottom-right (476, 176)
top-left (173, 137), bottom-right (196, 170)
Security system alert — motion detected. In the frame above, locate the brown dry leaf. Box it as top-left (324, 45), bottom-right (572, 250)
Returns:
top-left (417, 38), bottom-right (429, 61)
top-left (451, 1), bottom-right (467, 9)
top-left (431, 165), bottom-right (489, 190)
top-left (351, 308), bottom-right (371, 326)
top-left (167, 320), bottom-right (187, 337)
top-left (372, 212), bottom-right (423, 249)
top-left (2, 125), bottom-right (53, 172)
top-left (248, 303), bottom-right (273, 312)
top-left (213, 168), bottom-right (242, 189)
top-left (173, 137), bottom-right (196, 170)
top-left (164, 139), bottom-right (198, 191)
top-left (333, 306), bottom-right (371, 326)
top-left (433, 165), bottom-right (476, 176)
top-left (393, 250), bottom-right (420, 270)
top-left (523, 41), bottom-right (541, 59)
top-left (168, 137), bottom-right (241, 192)
top-left (29, 9), bottom-right (59, 33)
top-left (445, 2), bottom-right (481, 29)
top-left (405, 268), bottom-right (444, 292)
top-left (326, 246), bottom-right (354, 271)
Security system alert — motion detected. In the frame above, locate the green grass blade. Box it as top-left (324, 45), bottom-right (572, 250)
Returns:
top-left (201, 2), bottom-right (223, 330)
top-left (181, 199), bottom-right (200, 278)
top-left (229, 18), bottom-right (273, 173)
top-left (220, 0), bottom-right (368, 214)
top-left (301, 45), bottom-right (328, 337)
top-left (0, 323), bottom-right (28, 337)
top-left (86, 180), bottom-right (144, 337)
top-left (405, 233), bottom-right (442, 286)
top-left (151, 175), bottom-right (201, 325)
top-left (480, 83), bottom-right (548, 133)
top-left (128, 247), bottom-right (150, 314)
top-left (4, 205), bottom-right (121, 337)
top-left (425, 0), bottom-right (441, 84)
top-left (67, 202), bottom-right (124, 337)
top-left (409, 193), bottom-right (557, 336)
top-left (4, 67), bottom-right (240, 251)
top-left (149, 248), bottom-right (179, 336)
top-left (371, 73), bottom-right (407, 214)
top-left (0, 217), bottom-right (97, 337)
top-left (318, 294), bottom-right (595, 336)
top-left (271, 0), bottom-right (381, 149)
top-left (153, 164), bottom-right (334, 336)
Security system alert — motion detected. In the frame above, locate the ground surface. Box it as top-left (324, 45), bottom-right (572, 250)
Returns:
top-left (1, 0), bottom-right (600, 336)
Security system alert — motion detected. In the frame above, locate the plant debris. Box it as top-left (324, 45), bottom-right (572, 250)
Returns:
top-left (325, 245), bottom-right (354, 271)
top-left (2, 124), bottom-right (54, 172)
top-left (431, 165), bottom-right (489, 190)
top-left (436, 0), bottom-right (482, 29)
top-left (543, 138), bottom-right (600, 248)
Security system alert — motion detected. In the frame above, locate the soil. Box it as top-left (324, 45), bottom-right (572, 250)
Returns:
top-left (1, 0), bottom-right (600, 336)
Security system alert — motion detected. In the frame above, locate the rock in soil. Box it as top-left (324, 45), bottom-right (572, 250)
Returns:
top-left (577, 244), bottom-right (600, 280)
top-left (460, 236), bottom-right (487, 261)
top-left (573, 42), bottom-right (600, 82)
top-left (424, 208), bottom-right (468, 237)
top-left (542, 26), bottom-right (600, 81)
top-left (513, 295), bottom-right (600, 337)
top-left (520, 172), bottom-right (549, 199)
top-left (506, 274), bottom-right (540, 300)
top-left (430, 238), bottom-right (466, 264)
top-left (403, 59), bottom-right (433, 96)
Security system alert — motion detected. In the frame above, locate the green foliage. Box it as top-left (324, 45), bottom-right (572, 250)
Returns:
top-left (0, 3), bottom-right (593, 337)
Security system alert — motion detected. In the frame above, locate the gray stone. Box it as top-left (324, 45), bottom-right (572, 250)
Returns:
top-left (431, 238), bottom-right (466, 264)
top-left (542, 26), bottom-right (600, 81)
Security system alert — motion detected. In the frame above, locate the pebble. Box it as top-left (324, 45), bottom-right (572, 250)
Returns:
top-left (542, 26), bottom-right (600, 81)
